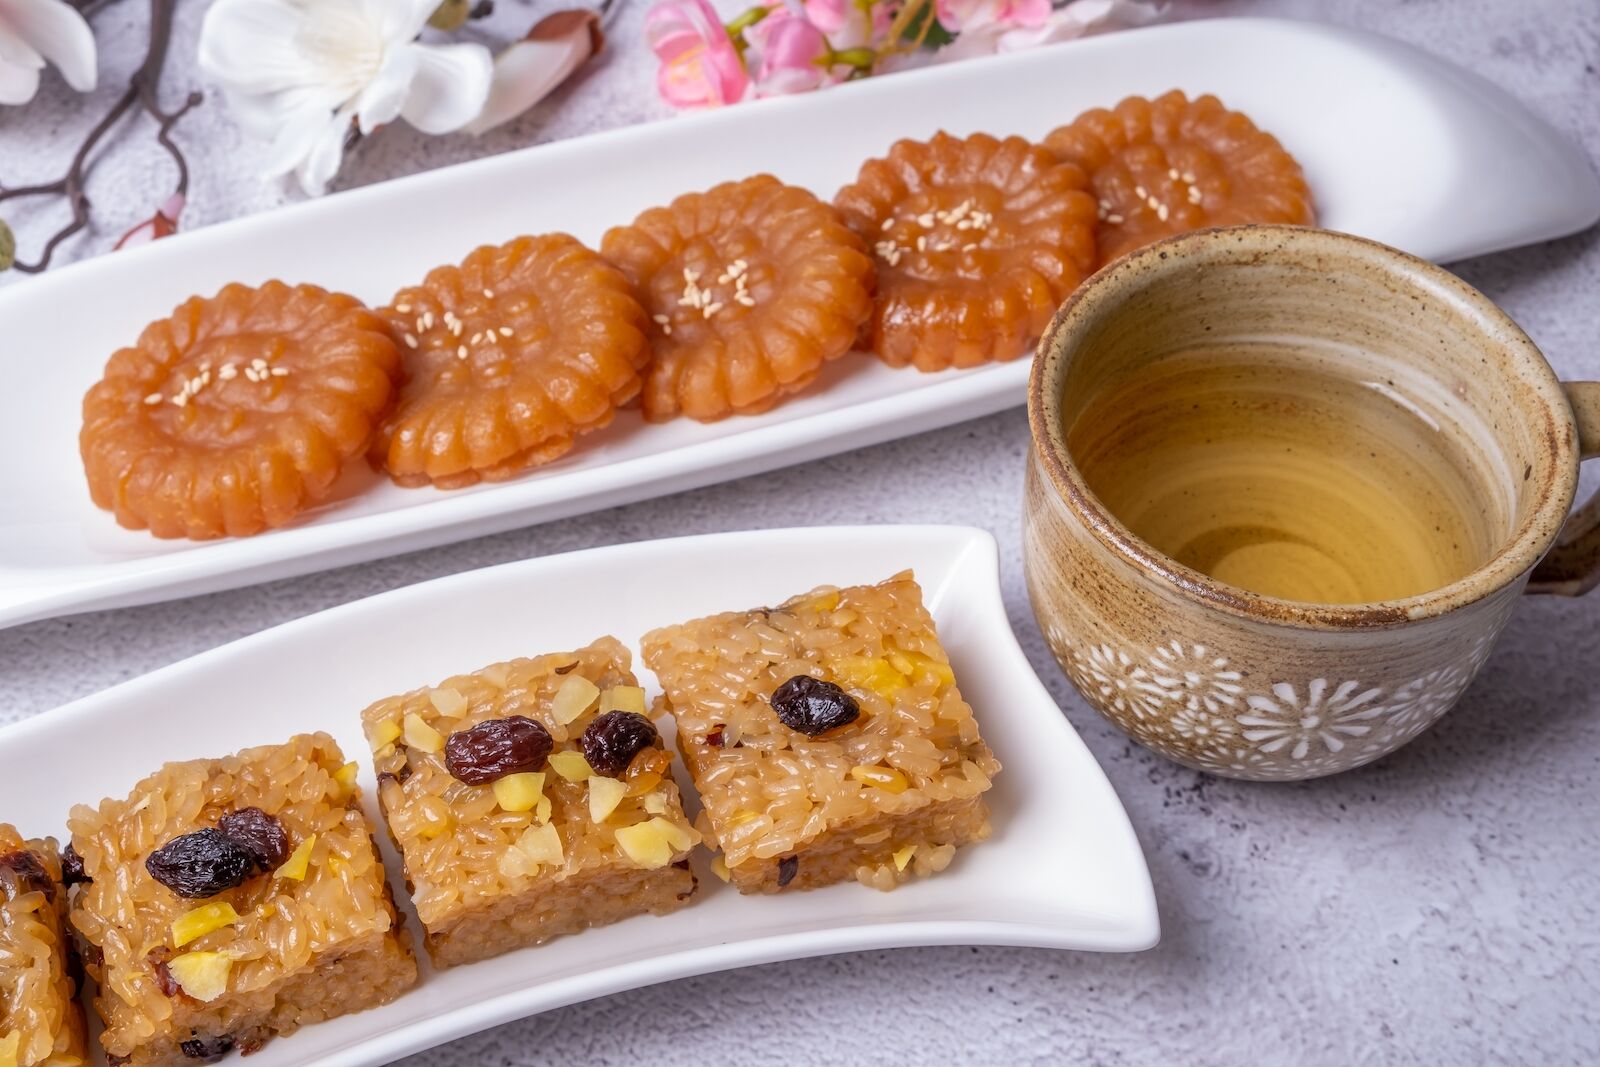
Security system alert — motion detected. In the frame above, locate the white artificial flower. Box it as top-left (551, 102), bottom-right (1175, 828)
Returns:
top-left (0, 0), bottom-right (97, 106)
top-left (198, 0), bottom-right (493, 196)
top-left (465, 11), bottom-right (603, 135)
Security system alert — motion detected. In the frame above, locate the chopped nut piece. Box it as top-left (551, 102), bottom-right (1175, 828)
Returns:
top-left (613, 817), bottom-right (696, 869)
top-left (369, 719), bottom-right (401, 751)
top-left (428, 688), bottom-right (468, 717)
top-left (550, 675), bottom-right (600, 725)
top-left (599, 686), bottom-right (647, 715)
top-left (171, 902), bottom-right (241, 948)
top-left (548, 750), bottom-right (594, 782)
top-left (892, 845), bottom-right (916, 872)
top-left (492, 772), bottom-right (545, 813)
top-left (273, 835), bottom-right (316, 881)
top-left (403, 713), bottom-right (444, 754)
top-left (166, 951), bottom-right (232, 1002)
top-left (514, 823), bottom-right (563, 867)
top-left (850, 764), bottom-right (910, 793)
top-left (587, 777), bottom-right (628, 823)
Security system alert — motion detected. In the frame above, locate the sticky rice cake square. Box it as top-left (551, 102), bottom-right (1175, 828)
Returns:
top-left (0, 825), bottom-right (85, 1067)
top-left (66, 734), bottom-right (416, 1066)
top-left (642, 571), bottom-right (1000, 893)
top-left (361, 637), bottom-right (700, 968)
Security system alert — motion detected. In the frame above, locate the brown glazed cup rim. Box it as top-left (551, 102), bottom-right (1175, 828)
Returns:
top-left (1027, 225), bottom-right (1581, 631)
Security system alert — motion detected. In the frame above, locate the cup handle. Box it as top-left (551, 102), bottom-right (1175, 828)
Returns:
top-left (1527, 381), bottom-right (1600, 596)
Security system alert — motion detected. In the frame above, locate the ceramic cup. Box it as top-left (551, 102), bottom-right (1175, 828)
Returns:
top-left (1023, 226), bottom-right (1600, 781)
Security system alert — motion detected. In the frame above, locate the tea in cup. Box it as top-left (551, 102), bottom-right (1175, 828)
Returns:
top-left (1023, 226), bottom-right (1599, 780)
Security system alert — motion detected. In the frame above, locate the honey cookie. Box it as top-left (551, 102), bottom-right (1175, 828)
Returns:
top-left (601, 175), bottom-right (875, 422)
top-left (80, 281), bottom-right (400, 539)
top-left (1044, 90), bottom-right (1316, 265)
top-left (834, 131), bottom-right (1098, 372)
top-left (374, 234), bottom-right (650, 488)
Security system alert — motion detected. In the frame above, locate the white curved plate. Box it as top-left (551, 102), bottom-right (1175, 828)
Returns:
top-left (1, 16), bottom-right (1595, 628)
top-left (0, 525), bottom-right (1158, 1066)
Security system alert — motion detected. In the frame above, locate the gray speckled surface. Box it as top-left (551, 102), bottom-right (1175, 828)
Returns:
top-left (3, 0), bottom-right (1599, 1062)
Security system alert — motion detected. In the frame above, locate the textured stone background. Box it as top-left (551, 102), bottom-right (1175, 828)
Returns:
top-left (3, 0), bottom-right (1598, 1062)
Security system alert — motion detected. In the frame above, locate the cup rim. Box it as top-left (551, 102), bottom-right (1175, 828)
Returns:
top-left (1027, 225), bottom-right (1580, 631)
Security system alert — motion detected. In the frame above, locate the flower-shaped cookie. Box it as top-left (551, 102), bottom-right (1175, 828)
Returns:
top-left (834, 131), bottom-right (1098, 372)
top-left (374, 234), bottom-right (650, 488)
top-left (80, 282), bottom-right (400, 539)
top-left (1044, 90), bottom-right (1316, 265)
top-left (602, 175), bottom-right (875, 422)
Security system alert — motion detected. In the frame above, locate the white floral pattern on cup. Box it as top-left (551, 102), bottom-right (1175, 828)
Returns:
top-left (1042, 625), bottom-right (1497, 778)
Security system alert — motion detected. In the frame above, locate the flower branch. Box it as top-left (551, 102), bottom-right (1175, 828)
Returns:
top-left (647, 0), bottom-right (1164, 108)
top-left (0, 0), bottom-right (200, 273)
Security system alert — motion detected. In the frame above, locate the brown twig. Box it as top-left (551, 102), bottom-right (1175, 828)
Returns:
top-left (0, 0), bottom-right (201, 274)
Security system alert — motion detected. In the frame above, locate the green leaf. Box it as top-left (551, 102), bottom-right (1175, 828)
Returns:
top-left (0, 218), bottom-right (13, 273)
top-left (899, 3), bottom-right (955, 48)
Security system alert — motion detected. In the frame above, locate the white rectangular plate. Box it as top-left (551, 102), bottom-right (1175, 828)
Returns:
top-left (2, 16), bottom-right (1596, 628)
top-left (0, 525), bottom-right (1158, 1066)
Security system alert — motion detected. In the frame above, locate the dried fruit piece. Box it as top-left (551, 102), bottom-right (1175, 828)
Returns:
top-left (374, 233), bottom-right (650, 488)
top-left (180, 1034), bottom-right (235, 1062)
top-left (769, 675), bottom-right (860, 736)
top-left (0, 848), bottom-right (53, 901)
top-left (61, 842), bottom-right (90, 886)
top-left (445, 715), bottom-right (554, 784)
top-left (148, 946), bottom-right (180, 996)
top-left (581, 711), bottom-right (660, 777)
top-left (145, 829), bottom-right (256, 899)
top-left (776, 855), bottom-right (798, 887)
top-left (80, 281), bottom-right (400, 539)
top-left (217, 808), bottom-right (289, 871)
top-left (1043, 90), bottom-right (1315, 265)
top-left (835, 131), bottom-right (1096, 371)
top-left (602, 174), bottom-right (874, 421)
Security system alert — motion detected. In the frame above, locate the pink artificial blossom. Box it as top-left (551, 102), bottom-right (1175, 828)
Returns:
top-left (801, 0), bottom-right (888, 50)
top-left (898, 0), bottom-right (1164, 67)
top-left (935, 0), bottom-right (1051, 32)
top-left (647, 0), bottom-right (749, 108)
top-left (799, 0), bottom-right (848, 34)
top-left (114, 192), bottom-right (185, 251)
top-left (745, 5), bottom-right (832, 95)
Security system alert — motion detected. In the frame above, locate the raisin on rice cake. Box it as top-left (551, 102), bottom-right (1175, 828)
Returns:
top-left (67, 734), bottom-right (416, 1066)
top-left (642, 572), bottom-right (1000, 894)
top-left (361, 637), bottom-right (700, 968)
top-left (0, 826), bottom-right (85, 1067)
